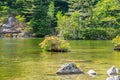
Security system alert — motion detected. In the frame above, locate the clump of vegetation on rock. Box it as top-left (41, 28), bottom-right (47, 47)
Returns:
top-left (112, 35), bottom-right (120, 50)
top-left (39, 36), bottom-right (70, 52)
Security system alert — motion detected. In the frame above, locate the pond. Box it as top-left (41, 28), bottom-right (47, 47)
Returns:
top-left (0, 38), bottom-right (120, 80)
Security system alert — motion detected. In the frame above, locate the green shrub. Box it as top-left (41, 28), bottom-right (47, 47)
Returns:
top-left (39, 36), bottom-right (70, 52)
top-left (56, 27), bottom-right (120, 40)
top-left (106, 28), bottom-right (120, 40)
top-left (112, 35), bottom-right (120, 50)
top-left (112, 35), bottom-right (120, 46)
top-left (83, 28), bottom-right (107, 40)
top-left (80, 28), bottom-right (120, 40)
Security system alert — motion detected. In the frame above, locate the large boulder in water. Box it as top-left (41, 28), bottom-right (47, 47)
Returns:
top-left (56, 62), bottom-right (83, 75)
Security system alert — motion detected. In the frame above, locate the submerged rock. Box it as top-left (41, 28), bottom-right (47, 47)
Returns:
top-left (56, 62), bottom-right (83, 75)
top-left (106, 76), bottom-right (115, 80)
top-left (114, 75), bottom-right (120, 80)
top-left (107, 66), bottom-right (119, 76)
top-left (58, 74), bottom-right (79, 80)
top-left (87, 70), bottom-right (96, 77)
top-left (114, 46), bottom-right (120, 50)
top-left (106, 75), bottom-right (120, 80)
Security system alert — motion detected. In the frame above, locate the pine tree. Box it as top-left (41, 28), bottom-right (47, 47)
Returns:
top-left (67, 0), bottom-right (102, 28)
top-left (54, 0), bottom-right (68, 14)
top-left (66, 0), bottom-right (93, 27)
top-left (22, 0), bottom-right (34, 21)
top-left (30, 0), bottom-right (52, 37)
top-left (47, 1), bottom-right (55, 35)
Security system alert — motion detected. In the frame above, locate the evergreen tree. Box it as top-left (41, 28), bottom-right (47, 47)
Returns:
top-left (66, 0), bottom-right (101, 28)
top-left (66, 0), bottom-right (93, 28)
top-left (30, 0), bottom-right (52, 37)
top-left (47, 1), bottom-right (55, 35)
top-left (0, 1), bottom-right (10, 25)
top-left (54, 0), bottom-right (68, 14)
top-left (22, 0), bottom-right (34, 21)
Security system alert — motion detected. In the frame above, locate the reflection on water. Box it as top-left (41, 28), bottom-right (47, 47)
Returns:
top-left (0, 38), bottom-right (120, 80)
top-left (58, 74), bottom-right (80, 80)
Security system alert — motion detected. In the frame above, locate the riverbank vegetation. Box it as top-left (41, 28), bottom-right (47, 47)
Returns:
top-left (112, 36), bottom-right (120, 50)
top-left (0, 0), bottom-right (120, 40)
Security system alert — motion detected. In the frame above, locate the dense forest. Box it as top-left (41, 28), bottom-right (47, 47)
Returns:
top-left (0, 0), bottom-right (120, 40)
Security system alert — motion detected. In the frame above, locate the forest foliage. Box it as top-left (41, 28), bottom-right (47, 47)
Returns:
top-left (0, 0), bottom-right (120, 39)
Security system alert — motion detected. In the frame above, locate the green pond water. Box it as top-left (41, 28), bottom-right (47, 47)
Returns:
top-left (0, 38), bottom-right (120, 80)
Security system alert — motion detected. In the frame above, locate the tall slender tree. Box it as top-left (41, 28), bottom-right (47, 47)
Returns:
top-left (22, 0), bottom-right (34, 21)
top-left (29, 0), bottom-right (52, 37)
top-left (47, 1), bottom-right (55, 35)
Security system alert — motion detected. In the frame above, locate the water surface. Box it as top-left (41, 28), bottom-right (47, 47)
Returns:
top-left (0, 38), bottom-right (120, 80)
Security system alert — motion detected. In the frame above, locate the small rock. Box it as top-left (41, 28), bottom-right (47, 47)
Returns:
top-left (56, 62), bottom-right (83, 75)
top-left (107, 66), bottom-right (119, 76)
top-left (106, 76), bottom-right (115, 80)
top-left (114, 75), bottom-right (120, 80)
top-left (87, 70), bottom-right (96, 77)
top-left (106, 75), bottom-right (120, 80)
